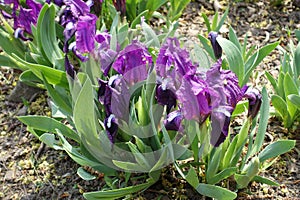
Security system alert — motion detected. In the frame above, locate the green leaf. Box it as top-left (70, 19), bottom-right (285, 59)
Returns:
top-left (19, 70), bottom-right (44, 88)
top-left (42, 75), bottom-right (72, 115)
top-left (258, 140), bottom-right (295, 162)
top-left (207, 167), bottom-right (237, 185)
top-left (288, 94), bottom-right (300, 109)
top-left (234, 174), bottom-right (250, 189)
top-left (252, 175), bottom-right (279, 186)
top-left (245, 157), bottom-right (260, 178)
top-left (127, 142), bottom-right (151, 171)
top-left (130, 10), bottom-right (149, 29)
top-left (265, 71), bottom-right (278, 93)
top-left (117, 23), bottom-right (129, 45)
top-left (271, 94), bottom-right (290, 123)
top-left (211, 11), bottom-right (219, 31)
top-left (0, 54), bottom-right (19, 69)
top-left (201, 13), bottom-right (211, 33)
top-left (169, 0), bottom-right (190, 21)
top-left (217, 37), bottom-right (244, 84)
top-left (11, 54), bottom-right (68, 88)
top-left (55, 129), bottom-right (116, 175)
top-left (206, 148), bottom-right (222, 181)
top-left (222, 135), bottom-right (237, 169)
top-left (36, 4), bottom-right (64, 69)
top-left (243, 42), bottom-right (279, 86)
top-left (245, 44), bottom-right (256, 62)
top-left (215, 7), bottom-right (229, 32)
top-left (18, 116), bottom-right (80, 142)
top-left (277, 71), bottom-right (285, 98)
top-left (293, 43), bottom-right (300, 78)
top-left (81, 56), bottom-right (102, 86)
top-left (141, 21), bottom-right (160, 48)
top-left (191, 44), bottom-right (211, 68)
top-left (232, 100), bottom-right (248, 117)
top-left (112, 160), bottom-right (144, 171)
top-left (236, 118), bottom-right (250, 149)
top-left (198, 34), bottom-right (215, 60)
top-left (186, 167), bottom-right (199, 188)
top-left (73, 77), bottom-right (97, 141)
top-left (295, 30), bottom-right (300, 41)
top-left (126, 0), bottom-right (137, 22)
top-left (0, 29), bottom-right (26, 60)
top-left (146, 0), bottom-right (167, 16)
top-left (39, 133), bottom-right (63, 150)
top-left (77, 167), bottom-right (97, 181)
top-left (196, 183), bottom-right (237, 200)
top-left (83, 181), bottom-right (154, 200)
top-left (229, 26), bottom-right (241, 51)
top-left (251, 87), bottom-right (269, 155)
top-left (284, 73), bottom-right (299, 118)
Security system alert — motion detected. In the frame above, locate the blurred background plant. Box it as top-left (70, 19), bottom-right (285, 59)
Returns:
top-left (265, 30), bottom-right (300, 128)
top-left (198, 8), bottom-right (278, 87)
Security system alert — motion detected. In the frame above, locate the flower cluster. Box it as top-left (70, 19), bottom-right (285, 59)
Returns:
top-left (94, 32), bottom-right (262, 146)
top-left (1, 0), bottom-right (42, 40)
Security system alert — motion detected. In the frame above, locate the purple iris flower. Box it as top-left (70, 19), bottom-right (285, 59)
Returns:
top-left (2, 0), bottom-right (19, 20)
top-left (65, 55), bottom-right (75, 78)
top-left (17, 7), bottom-right (37, 35)
top-left (206, 59), bottom-right (243, 108)
top-left (75, 13), bottom-right (97, 53)
top-left (104, 114), bottom-right (118, 143)
top-left (177, 74), bottom-right (218, 123)
top-left (112, 41), bottom-right (152, 82)
top-left (177, 59), bottom-right (244, 147)
top-left (208, 31), bottom-right (222, 59)
top-left (26, 0), bottom-right (42, 16)
top-left (64, 0), bottom-right (90, 18)
top-left (68, 42), bottom-right (89, 62)
top-left (61, 8), bottom-right (77, 44)
top-left (243, 87), bottom-right (262, 119)
top-left (3, 0), bottom-right (42, 40)
top-left (93, 32), bottom-right (118, 76)
top-left (164, 110), bottom-right (183, 131)
top-left (156, 38), bottom-right (196, 79)
top-left (60, 0), bottom-right (98, 76)
top-left (206, 59), bottom-right (243, 146)
top-left (113, 0), bottom-right (126, 17)
top-left (156, 80), bottom-right (177, 114)
top-left (210, 111), bottom-right (231, 147)
top-left (46, 0), bottom-right (63, 6)
top-left (98, 75), bottom-right (122, 116)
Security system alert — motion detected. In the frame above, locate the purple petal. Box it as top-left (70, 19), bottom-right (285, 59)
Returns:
top-left (64, 0), bottom-right (90, 17)
top-left (93, 32), bottom-right (118, 76)
top-left (210, 111), bottom-right (230, 147)
top-left (18, 8), bottom-right (35, 34)
top-left (206, 59), bottom-right (243, 108)
top-left (98, 75), bottom-right (123, 116)
top-left (156, 38), bottom-right (196, 78)
top-left (156, 82), bottom-right (177, 113)
top-left (164, 110), bottom-right (183, 131)
top-left (75, 13), bottom-right (97, 53)
top-left (113, 0), bottom-right (126, 17)
top-left (26, 0), bottom-right (42, 16)
top-left (112, 41), bottom-right (152, 80)
top-left (176, 75), bottom-right (202, 121)
top-left (243, 87), bottom-right (262, 119)
top-left (208, 31), bottom-right (222, 59)
top-left (65, 55), bottom-right (75, 78)
top-left (104, 114), bottom-right (118, 143)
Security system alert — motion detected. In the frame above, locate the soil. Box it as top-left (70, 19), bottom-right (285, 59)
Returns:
top-left (1, 0), bottom-right (300, 199)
